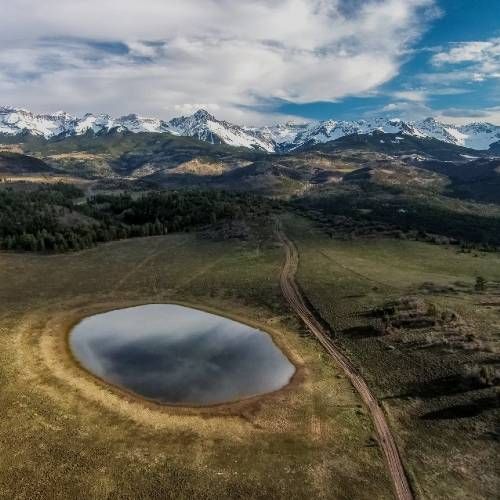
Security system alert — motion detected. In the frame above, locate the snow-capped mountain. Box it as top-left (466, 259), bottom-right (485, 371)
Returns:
top-left (1, 106), bottom-right (499, 152)
top-left (0, 106), bottom-right (274, 151)
top-left (256, 122), bottom-right (310, 151)
top-left (289, 118), bottom-right (422, 149)
top-left (115, 114), bottom-right (171, 134)
top-left (0, 107), bottom-right (171, 138)
top-left (73, 113), bottom-right (123, 135)
top-left (0, 107), bottom-right (78, 138)
top-left (168, 109), bottom-right (275, 152)
top-left (269, 117), bottom-right (500, 152)
top-left (415, 118), bottom-right (500, 151)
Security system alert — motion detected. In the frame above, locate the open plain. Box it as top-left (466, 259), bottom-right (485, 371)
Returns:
top-left (0, 230), bottom-right (394, 500)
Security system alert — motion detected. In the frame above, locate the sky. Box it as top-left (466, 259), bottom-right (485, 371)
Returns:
top-left (1, 0), bottom-right (499, 125)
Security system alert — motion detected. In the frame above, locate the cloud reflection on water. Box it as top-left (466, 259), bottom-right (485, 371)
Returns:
top-left (70, 304), bottom-right (295, 405)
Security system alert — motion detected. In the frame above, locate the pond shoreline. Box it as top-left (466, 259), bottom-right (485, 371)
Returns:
top-left (44, 299), bottom-right (306, 417)
top-left (68, 303), bottom-right (297, 407)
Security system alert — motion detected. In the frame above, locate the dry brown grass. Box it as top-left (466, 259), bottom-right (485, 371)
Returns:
top-left (0, 233), bottom-right (392, 499)
top-left (168, 159), bottom-right (228, 176)
top-left (0, 175), bottom-right (87, 184)
top-left (0, 144), bottom-right (24, 153)
top-left (47, 152), bottom-right (111, 161)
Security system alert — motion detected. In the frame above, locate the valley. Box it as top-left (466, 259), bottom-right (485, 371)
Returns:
top-left (0, 117), bottom-right (499, 499)
top-left (3, 2), bottom-right (499, 499)
top-left (0, 213), bottom-right (498, 499)
top-left (0, 230), bottom-right (393, 500)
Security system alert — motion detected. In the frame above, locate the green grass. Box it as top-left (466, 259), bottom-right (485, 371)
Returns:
top-left (2, 211), bottom-right (498, 499)
top-left (0, 230), bottom-right (392, 500)
top-left (284, 214), bottom-right (500, 500)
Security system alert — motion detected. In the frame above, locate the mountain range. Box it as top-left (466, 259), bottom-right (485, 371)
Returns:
top-left (1, 106), bottom-right (499, 153)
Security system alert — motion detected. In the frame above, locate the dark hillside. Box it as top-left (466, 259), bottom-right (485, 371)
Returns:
top-left (0, 152), bottom-right (54, 174)
top-left (414, 158), bottom-right (500, 204)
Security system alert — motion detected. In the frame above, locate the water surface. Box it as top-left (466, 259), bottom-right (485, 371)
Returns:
top-left (69, 304), bottom-right (295, 405)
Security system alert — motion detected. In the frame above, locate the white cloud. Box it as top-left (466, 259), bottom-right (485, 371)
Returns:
top-left (436, 106), bottom-right (500, 125)
top-left (389, 85), bottom-right (472, 105)
top-left (377, 100), bottom-right (434, 119)
top-left (430, 37), bottom-right (500, 83)
top-left (0, 0), bottom-right (438, 123)
top-left (392, 90), bottom-right (427, 102)
top-left (372, 99), bottom-right (500, 125)
top-left (432, 39), bottom-right (500, 66)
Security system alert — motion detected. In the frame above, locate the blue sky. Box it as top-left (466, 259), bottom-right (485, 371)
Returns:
top-left (1, 0), bottom-right (499, 124)
top-left (279, 0), bottom-right (500, 122)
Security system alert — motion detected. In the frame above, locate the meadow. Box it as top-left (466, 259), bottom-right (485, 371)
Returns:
top-left (1, 211), bottom-right (498, 499)
top-left (285, 214), bottom-right (500, 499)
top-left (0, 230), bottom-right (392, 500)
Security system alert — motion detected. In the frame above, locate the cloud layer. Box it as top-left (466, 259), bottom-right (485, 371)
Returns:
top-left (1, 0), bottom-right (437, 123)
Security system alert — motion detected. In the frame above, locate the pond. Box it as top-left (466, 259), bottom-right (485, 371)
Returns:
top-left (69, 304), bottom-right (295, 406)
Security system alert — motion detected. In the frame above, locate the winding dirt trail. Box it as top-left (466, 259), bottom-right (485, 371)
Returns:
top-left (277, 228), bottom-right (413, 500)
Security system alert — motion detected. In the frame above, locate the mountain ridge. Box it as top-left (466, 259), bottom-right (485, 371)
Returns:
top-left (1, 106), bottom-right (499, 153)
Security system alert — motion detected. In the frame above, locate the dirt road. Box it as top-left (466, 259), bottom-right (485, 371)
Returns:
top-left (277, 228), bottom-right (413, 500)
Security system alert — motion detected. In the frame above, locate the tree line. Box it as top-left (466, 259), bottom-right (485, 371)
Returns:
top-left (0, 184), bottom-right (273, 252)
top-left (293, 185), bottom-right (500, 250)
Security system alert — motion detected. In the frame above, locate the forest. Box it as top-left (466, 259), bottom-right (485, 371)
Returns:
top-left (294, 184), bottom-right (500, 250)
top-left (0, 184), bottom-right (274, 252)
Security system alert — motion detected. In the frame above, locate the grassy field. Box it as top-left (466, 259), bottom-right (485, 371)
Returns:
top-left (284, 214), bottom-right (500, 500)
top-left (0, 230), bottom-right (392, 500)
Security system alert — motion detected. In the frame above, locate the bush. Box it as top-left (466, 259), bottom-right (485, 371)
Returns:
top-left (475, 276), bottom-right (487, 291)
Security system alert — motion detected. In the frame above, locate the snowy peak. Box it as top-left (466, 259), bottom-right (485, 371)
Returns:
top-left (115, 114), bottom-right (171, 134)
top-left (168, 109), bottom-right (275, 152)
top-left (73, 114), bottom-right (118, 135)
top-left (291, 117), bottom-right (500, 151)
top-left (411, 118), bottom-right (500, 150)
top-left (0, 107), bottom-right (78, 138)
top-left (192, 109), bottom-right (216, 121)
top-left (0, 106), bottom-right (499, 152)
top-left (258, 122), bottom-right (309, 149)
